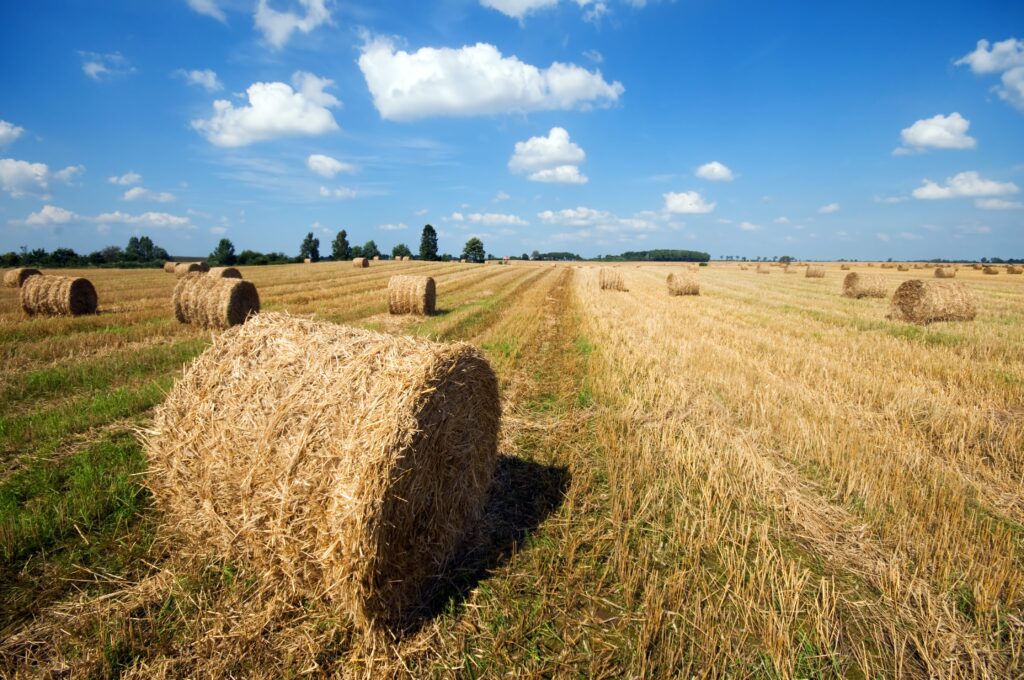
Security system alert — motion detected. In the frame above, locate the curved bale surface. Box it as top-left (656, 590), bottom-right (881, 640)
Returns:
top-left (599, 268), bottom-right (626, 291)
top-left (388, 275), bottom-right (436, 315)
top-left (805, 266), bottom-right (826, 278)
top-left (840, 264), bottom-right (851, 270)
top-left (842, 272), bottom-right (887, 299)
top-left (163, 261), bottom-right (177, 273)
top-left (174, 261), bottom-right (209, 278)
top-left (4, 267), bottom-right (41, 288)
top-left (172, 273), bottom-right (259, 329)
top-left (757, 265), bottom-right (770, 274)
top-left (667, 271), bottom-right (699, 296)
top-left (353, 257), bottom-right (368, 268)
top-left (1008, 265), bottom-right (1022, 275)
top-left (21, 275), bottom-right (97, 316)
top-left (888, 280), bottom-right (976, 324)
top-left (145, 313), bottom-right (501, 632)
top-left (208, 266), bottom-right (242, 279)
top-left (934, 267), bottom-right (956, 279)
top-left (983, 266), bottom-right (999, 275)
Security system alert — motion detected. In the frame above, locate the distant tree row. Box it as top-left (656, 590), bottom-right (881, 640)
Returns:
top-left (0, 236), bottom-right (170, 269)
top-left (597, 249), bottom-right (710, 262)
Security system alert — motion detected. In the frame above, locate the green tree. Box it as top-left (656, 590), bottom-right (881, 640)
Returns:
top-left (419, 224), bottom-right (438, 261)
top-left (362, 240), bottom-right (380, 259)
top-left (124, 236), bottom-right (142, 262)
top-left (299, 232), bottom-right (321, 262)
top-left (392, 243), bottom-right (412, 258)
top-left (521, 252), bottom-right (530, 261)
top-left (210, 238), bottom-right (237, 266)
top-left (331, 229), bottom-right (351, 260)
top-left (462, 237), bottom-right (485, 263)
top-left (350, 245), bottom-right (364, 258)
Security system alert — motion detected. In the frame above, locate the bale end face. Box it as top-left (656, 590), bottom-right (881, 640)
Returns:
top-left (353, 257), bottom-right (368, 268)
top-left (888, 279), bottom-right (976, 324)
top-left (388, 275), bottom-right (436, 315)
top-left (21, 275), bottom-right (98, 316)
top-left (175, 262), bottom-right (210, 278)
top-left (209, 267), bottom-right (242, 279)
top-left (4, 267), bottom-right (42, 288)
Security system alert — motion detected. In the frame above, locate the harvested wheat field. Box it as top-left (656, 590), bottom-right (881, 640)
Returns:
top-left (1, 261), bottom-right (1023, 677)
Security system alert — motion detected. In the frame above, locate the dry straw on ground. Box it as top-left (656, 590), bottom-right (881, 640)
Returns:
top-left (757, 265), bottom-right (770, 274)
top-left (888, 280), bottom-right (976, 324)
top-left (842, 272), bottom-right (887, 299)
top-left (172, 273), bottom-right (259, 329)
top-left (599, 268), bottom-right (626, 291)
top-left (667, 271), bottom-right (699, 296)
top-left (388, 275), bottom-right (436, 315)
top-left (934, 267), bottom-right (956, 279)
top-left (806, 266), bottom-right (826, 278)
top-left (174, 262), bottom-right (209, 278)
top-left (21, 275), bottom-right (98, 316)
top-left (983, 266), bottom-right (999, 275)
top-left (163, 261), bottom-right (177, 273)
top-left (144, 312), bottom-right (501, 633)
top-left (208, 267), bottom-right (242, 279)
top-left (353, 257), bottom-right (368, 268)
top-left (4, 267), bottom-right (41, 288)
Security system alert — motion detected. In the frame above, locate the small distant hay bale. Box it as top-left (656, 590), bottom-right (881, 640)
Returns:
top-left (840, 264), bottom-right (851, 270)
top-left (304, 258), bottom-right (312, 264)
top-left (401, 255), bottom-right (412, 261)
top-left (1007, 265), bottom-right (1022, 275)
top-left (983, 266), bottom-right (999, 275)
top-left (174, 262), bottom-right (209, 278)
top-left (757, 265), bottom-right (770, 274)
top-left (209, 267), bottom-right (242, 279)
top-left (163, 261), bottom-right (177, 273)
top-left (881, 263), bottom-right (895, 269)
top-left (353, 257), bottom-right (368, 268)
top-left (972, 264), bottom-right (983, 270)
top-left (842, 272), bottom-right (887, 299)
top-left (459, 259), bottom-right (467, 263)
top-left (934, 267), bottom-right (956, 278)
top-left (806, 266), bottom-right (825, 278)
top-left (867, 263), bottom-right (876, 267)
top-left (739, 264), bottom-right (748, 270)
top-left (144, 313), bottom-right (500, 633)
top-left (4, 267), bottom-right (41, 288)
top-left (372, 255), bottom-right (381, 261)
top-left (21, 275), bottom-right (97, 316)
top-left (172, 274), bottom-right (259, 329)
top-left (667, 271), bottom-right (699, 296)
top-left (388, 275), bottom-right (436, 315)
top-left (897, 264), bottom-right (910, 271)
top-left (599, 268), bottom-right (626, 291)
top-left (888, 280), bottom-right (976, 324)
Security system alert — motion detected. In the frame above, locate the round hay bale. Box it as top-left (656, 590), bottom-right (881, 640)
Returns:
top-left (840, 264), bottom-right (851, 270)
top-left (172, 273), bottom-right (259, 329)
top-left (599, 267), bottom-right (626, 291)
top-left (372, 255), bottom-right (381, 261)
top-left (304, 258), bottom-right (312, 264)
top-left (983, 266), bottom-right (999, 275)
top-left (175, 262), bottom-right (210, 278)
top-left (888, 280), bottom-right (976, 324)
top-left (842, 272), bottom-right (887, 299)
top-left (972, 264), bottom-right (983, 270)
top-left (208, 266), bottom-right (242, 279)
top-left (163, 261), bottom-right (177, 274)
top-left (805, 266), bottom-right (826, 278)
top-left (353, 257), bottom-right (368, 268)
top-left (144, 313), bottom-right (500, 632)
top-left (21, 275), bottom-right (97, 316)
top-left (4, 267), bottom-right (41, 288)
top-left (1007, 265), bottom-right (1022, 275)
top-left (897, 264), bottom-right (910, 272)
top-left (756, 265), bottom-right (770, 274)
top-left (667, 271), bottom-right (699, 296)
top-left (934, 267), bottom-right (956, 279)
top-left (388, 275), bottom-right (436, 315)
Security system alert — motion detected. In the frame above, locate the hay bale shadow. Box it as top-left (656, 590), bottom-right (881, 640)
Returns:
top-left (406, 455), bottom-right (570, 631)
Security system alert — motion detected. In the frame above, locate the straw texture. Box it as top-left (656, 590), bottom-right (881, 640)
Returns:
top-left (757, 265), bottom-right (770, 274)
top-left (172, 273), bottom-right (259, 329)
top-left (805, 266), bottom-right (826, 278)
top-left (4, 268), bottom-right (41, 288)
top-left (353, 257), bottom-right (368, 268)
top-left (174, 262), bottom-right (210, 278)
top-left (599, 268), bottom-right (626, 291)
top-left (840, 264), bottom-right (851, 270)
top-left (144, 313), bottom-right (501, 633)
top-left (983, 266), bottom-right (999, 275)
top-left (21, 275), bottom-right (97, 316)
top-left (666, 271), bottom-right (699, 296)
top-left (388, 275), bottom-right (436, 315)
top-left (1007, 265), bottom-right (1022, 275)
top-left (888, 280), bottom-right (976, 324)
top-left (842, 272), bottom-right (887, 299)
top-left (934, 267), bottom-right (956, 279)
top-left (163, 261), bottom-right (177, 273)
top-left (208, 267), bottom-right (242, 279)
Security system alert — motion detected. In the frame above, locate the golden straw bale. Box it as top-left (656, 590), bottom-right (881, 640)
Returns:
top-left (4, 267), bottom-right (41, 288)
top-left (983, 266), bottom-right (999, 275)
top-left (888, 280), bottom-right (976, 324)
top-left (304, 258), bottom-right (312, 264)
top-left (372, 255), bottom-right (380, 261)
top-left (163, 261), bottom-right (177, 273)
top-left (842, 272), bottom-right (887, 299)
top-left (172, 273), bottom-right (259, 329)
top-left (757, 265), bottom-right (770, 274)
top-left (805, 266), bottom-right (826, 278)
top-left (388, 275), bottom-right (436, 315)
top-left (174, 262), bottom-right (210, 278)
top-left (880, 263), bottom-right (895, 269)
top-left (21, 275), bottom-right (97, 316)
top-left (667, 271), bottom-right (699, 296)
top-left (599, 268), bottom-right (626, 291)
top-left (897, 264), bottom-right (910, 271)
top-left (353, 257), bottom-right (368, 268)
top-left (840, 264), bottom-right (851, 270)
top-left (934, 267), bottom-right (956, 279)
top-left (459, 259), bottom-right (467, 263)
top-left (144, 313), bottom-right (500, 633)
top-left (1007, 265), bottom-right (1022, 275)
top-left (208, 267), bottom-right (242, 279)
top-left (972, 264), bottom-right (983, 270)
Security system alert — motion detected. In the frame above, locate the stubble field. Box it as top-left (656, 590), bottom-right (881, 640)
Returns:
top-left (0, 261), bottom-right (1021, 678)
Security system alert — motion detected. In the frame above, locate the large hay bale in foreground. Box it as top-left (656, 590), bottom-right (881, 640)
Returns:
top-left (983, 266), bottom-right (999, 275)
top-left (388, 275), bottom-right (436, 315)
top-left (842, 272), bottom-right (887, 299)
top-left (175, 262), bottom-right (209, 278)
top-left (145, 313), bottom-right (500, 632)
top-left (208, 267), bottom-right (242, 279)
top-left (163, 261), bottom-right (177, 274)
top-left (888, 280), bottom-right (976, 324)
top-left (599, 268), bottom-right (626, 291)
top-left (4, 267), bottom-right (41, 288)
top-left (667, 271), bottom-right (699, 296)
top-left (21, 275), bottom-right (97, 316)
top-left (353, 257), bottom-right (368, 268)
top-left (172, 274), bottom-right (259, 329)
top-left (934, 267), bottom-right (956, 279)
top-left (806, 266), bottom-right (825, 278)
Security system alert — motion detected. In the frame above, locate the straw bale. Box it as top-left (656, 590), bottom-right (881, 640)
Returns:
top-left (174, 262), bottom-right (210, 278)
top-left (972, 264), bottom-right (983, 270)
top-left (372, 255), bottom-right (380, 261)
top-left (897, 264), bottom-right (910, 271)
top-left (208, 267), bottom-right (242, 279)
top-left (934, 267), bottom-right (956, 279)
top-left (983, 266), bottom-right (999, 275)
top-left (667, 271), bottom-right (699, 296)
top-left (888, 280), bottom-right (976, 324)
top-left (353, 257), bottom-right (368, 268)
top-left (806, 266), bottom-right (826, 278)
top-left (388, 275), bottom-right (436, 315)
top-left (459, 259), bottom-right (467, 263)
top-left (4, 267), bottom-right (41, 288)
top-left (144, 313), bottom-right (500, 632)
top-left (840, 264), bottom-right (851, 270)
top-left (163, 261), bottom-right (177, 273)
top-left (304, 258), bottom-right (312, 264)
top-left (599, 267), bottom-right (626, 291)
top-left (757, 265), bottom-right (770, 274)
top-left (881, 263), bottom-right (895, 269)
top-left (842, 272), bottom-right (887, 299)
top-left (172, 273), bottom-right (259, 329)
top-left (1007, 265), bottom-right (1022, 275)
top-left (21, 275), bottom-right (97, 316)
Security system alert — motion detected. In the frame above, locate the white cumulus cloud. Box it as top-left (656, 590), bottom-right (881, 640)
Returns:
top-left (956, 38), bottom-right (1024, 111)
top-left (191, 71), bottom-right (339, 147)
top-left (24, 205), bottom-right (79, 226)
top-left (108, 171), bottom-right (142, 185)
top-left (509, 127), bottom-right (588, 184)
top-left (452, 211), bottom-right (527, 226)
top-left (306, 153), bottom-right (356, 177)
top-left (695, 161), bottom-right (734, 181)
top-left (378, 222), bottom-right (408, 231)
top-left (319, 186), bottom-right (358, 199)
top-left (0, 121), bottom-right (24, 147)
top-left (176, 68), bottom-right (223, 92)
top-left (480, 0), bottom-right (558, 18)
top-left (79, 52), bottom-right (134, 80)
top-left (912, 171), bottom-right (1018, 199)
top-left (976, 198), bottom-right (1023, 209)
top-left (818, 202), bottom-right (840, 214)
top-left (123, 186), bottom-right (176, 203)
top-left (664, 191), bottom-right (715, 214)
top-left (0, 158), bottom-right (82, 198)
top-left (739, 221), bottom-right (760, 231)
top-left (186, 0), bottom-right (226, 22)
top-left (255, 0), bottom-right (330, 49)
top-left (358, 36), bottom-right (623, 121)
top-left (93, 210), bottom-right (194, 230)
top-left (897, 113), bottom-right (976, 153)
top-left (530, 165), bottom-right (588, 184)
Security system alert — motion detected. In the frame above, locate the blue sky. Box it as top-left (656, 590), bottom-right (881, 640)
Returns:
top-left (1, 0), bottom-right (1022, 259)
